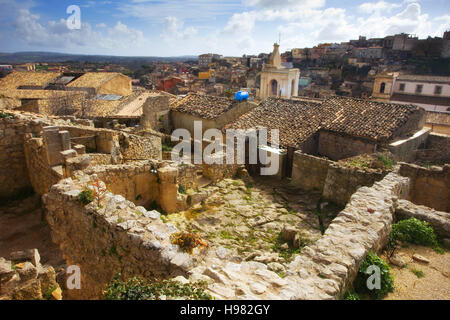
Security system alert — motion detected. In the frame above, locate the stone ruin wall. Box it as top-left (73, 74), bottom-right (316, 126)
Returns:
top-left (399, 162), bottom-right (450, 212)
top-left (41, 172), bottom-right (410, 300)
top-left (317, 131), bottom-right (376, 161)
top-left (0, 115), bottom-right (33, 199)
top-left (283, 173), bottom-right (410, 299)
top-left (84, 161), bottom-right (161, 210)
top-left (290, 151), bottom-right (387, 206)
top-left (0, 111), bottom-right (163, 201)
top-left (414, 132), bottom-right (450, 164)
top-left (322, 163), bottom-right (386, 206)
top-left (43, 174), bottom-right (198, 299)
top-left (23, 132), bottom-right (63, 196)
top-left (395, 199), bottom-right (450, 239)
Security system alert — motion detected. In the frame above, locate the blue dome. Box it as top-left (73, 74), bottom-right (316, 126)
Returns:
top-left (235, 91), bottom-right (249, 101)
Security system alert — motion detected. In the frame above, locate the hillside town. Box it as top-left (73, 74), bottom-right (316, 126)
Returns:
top-left (0, 17), bottom-right (449, 305)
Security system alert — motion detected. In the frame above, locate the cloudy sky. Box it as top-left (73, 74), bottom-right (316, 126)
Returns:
top-left (0, 0), bottom-right (449, 56)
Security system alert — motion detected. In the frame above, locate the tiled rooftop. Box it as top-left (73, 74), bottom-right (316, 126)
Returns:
top-left (171, 93), bottom-right (238, 120)
top-left (225, 98), bottom-right (326, 148)
top-left (0, 71), bottom-right (61, 89)
top-left (226, 96), bottom-right (424, 148)
top-left (321, 97), bottom-right (423, 142)
top-left (66, 72), bottom-right (122, 88)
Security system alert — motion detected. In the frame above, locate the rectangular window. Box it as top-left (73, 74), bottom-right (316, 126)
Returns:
top-left (415, 84), bottom-right (423, 94)
top-left (435, 86), bottom-right (442, 95)
top-left (399, 83), bottom-right (405, 92)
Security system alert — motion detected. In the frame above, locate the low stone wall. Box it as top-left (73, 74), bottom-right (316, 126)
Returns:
top-left (43, 174), bottom-right (202, 299)
top-left (23, 135), bottom-right (63, 196)
top-left (399, 163), bottom-right (450, 212)
top-left (388, 128), bottom-right (430, 162)
top-left (0, 115), bottom-right (33, 199)
top-left (395, 199), bottom-right (450, 238)
top-left (289, 152), bottom-right (388, 206)
top-left (415, 132), bottom-right (450, 164)
top-left (290, 151), bottom-right (332, 192)
top-left (318, 130), bottom-right (376, 161)
top-left (322, 163), bottom-right (386, 206)
top-left (285, 173), bottom-right (409, 299)
top-left (186, 173), bottom-right (410, 300)
top-left (84, 161), bottom-right (161, 209)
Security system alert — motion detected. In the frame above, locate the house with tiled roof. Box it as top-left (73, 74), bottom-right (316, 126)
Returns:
top-left (226, 96), bottom-right (426, 161)
top-left (170, 93), bottom-right (257, 135)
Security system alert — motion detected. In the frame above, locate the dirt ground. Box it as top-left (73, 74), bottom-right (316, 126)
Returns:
top-left (384, 245), bottom-right (450, 300)
top-left (0, 195), bottom-right (64, 267)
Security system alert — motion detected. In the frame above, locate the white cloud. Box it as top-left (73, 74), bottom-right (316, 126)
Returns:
top-left (244, 0), bottom-right (325, 9)
top-left (358, 1), bottom-right (402, 14)
top-left (11, 9), bottom-right (147, 54)
top-left (162, 16), bottom-right (197, 41)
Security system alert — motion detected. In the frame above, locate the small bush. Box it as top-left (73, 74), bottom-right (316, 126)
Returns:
top-left (78, 189), bottom-right (94, 205)
top-left (171, 231), bottom-right (208, 254)
top-left (162, 144), bottom-right (172, 152)
top-left (343, 290), bottom-right (360, 300)
top-left (354, 251), bottom-right (394, 300)
top-left (410, 268), bottom-right (424, 278)
top-left (178, 185), bottom-right (187, 194)
top-left (104, 274), bottom-right (212, 300)
top-left (390, 218), bottom-right (439, 248)
top-left (377, 154), bottom-right (393, 169)
top-left (0, 111), bottom-right (13, 119)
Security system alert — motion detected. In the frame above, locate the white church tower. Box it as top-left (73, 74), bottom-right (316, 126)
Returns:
top-left (259, 43), bottom-right (300, 99)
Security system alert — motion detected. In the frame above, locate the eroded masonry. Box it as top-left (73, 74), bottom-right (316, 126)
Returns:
top-left (0, 92), bottom-right (449, 300)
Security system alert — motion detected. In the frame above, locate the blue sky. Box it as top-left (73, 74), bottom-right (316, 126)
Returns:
top-left (0, 0), bottom-right (449, 56)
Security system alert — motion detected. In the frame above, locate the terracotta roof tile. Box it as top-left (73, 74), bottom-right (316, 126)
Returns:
top-left (226, 96), bottom-right (424, 148)
top-left (171, 93), bottom-right (238, 120)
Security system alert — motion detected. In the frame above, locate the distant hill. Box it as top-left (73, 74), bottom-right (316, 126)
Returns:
top-left (0, 52), bottom-right (198, 64)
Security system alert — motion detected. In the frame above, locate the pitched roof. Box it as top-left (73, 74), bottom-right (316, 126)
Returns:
top-left (0, 71), bottom-right (61, 89)
top-left (66, 72), bottom-right (124, 88)
top-left (225, 98), bottom-right (326, 148)
top-left (321, 97), bottom-right (423, 142)
top-left (171, 93), bottom-right (239, 120)
top-left (225, 96), bottom-right (424, 148)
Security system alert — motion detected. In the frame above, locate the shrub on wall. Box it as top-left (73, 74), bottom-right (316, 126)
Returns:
top-left (353, 251), bottom-right (394, 300)
top-left (78, 189), bottom-right (94, 205)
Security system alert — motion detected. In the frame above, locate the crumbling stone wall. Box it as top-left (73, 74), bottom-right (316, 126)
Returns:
top-left (399, 163), bottom-right (450, 212)
top-left (284, 173), bottom-right (409, 299)
top-left (141, 95), bottom-right (170, 131)
top-left (322, 163), bottom-right (386, 206)
top-left (395, 199), bottom-right (450, 238)
top-left (23, 134), bottom-right (63, 196)
top-left (185, 173), bottom-right (410, 300)
top-left (290, 152), bottom-right (387, 206)
top-left (0, 115), bottom-right (32, 199)
top-left (388, 128), bottom-right (430, 162)
top-left (290, 151), bottom-right (332, 191)
top-left (415, 132), bottom-right (450, 164)
top-left (318, 130), bottom-right (376, 161)
top-left (84, 161), bottom-right (161, 209)
top-left (0, 249), bottom-right (61, 300)
top-left (43, 174), bottom-right (201, 299)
